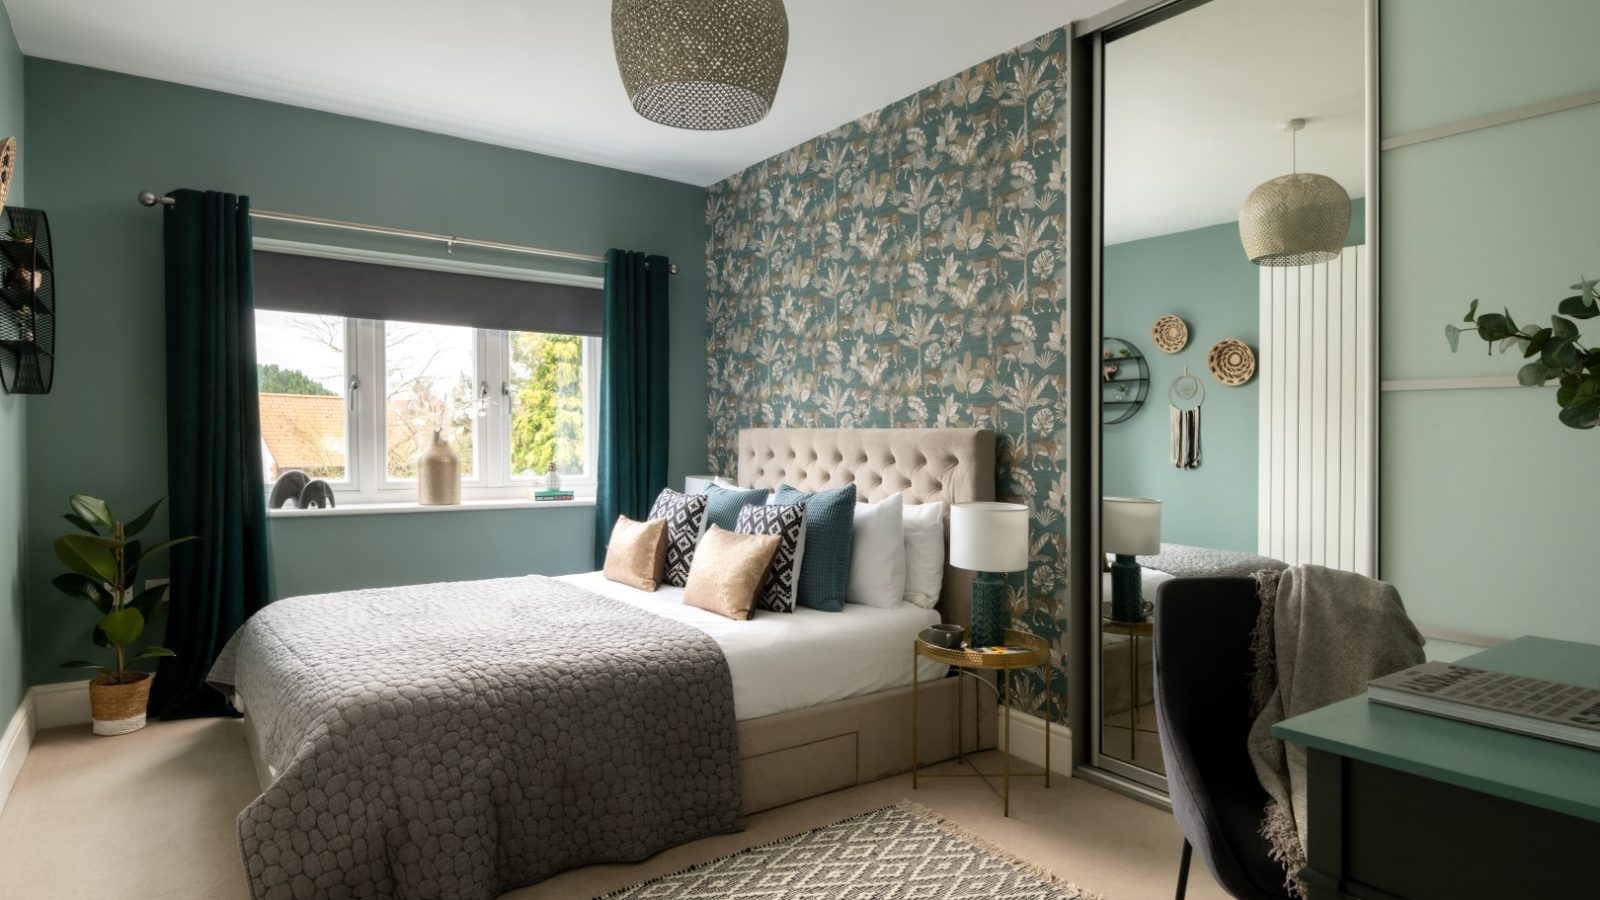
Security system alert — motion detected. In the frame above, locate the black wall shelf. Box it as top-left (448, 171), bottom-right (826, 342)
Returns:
top-left (1102, 337), bottom-right (1148, 424)
top-left (0, 206), bottom-right (53, 395)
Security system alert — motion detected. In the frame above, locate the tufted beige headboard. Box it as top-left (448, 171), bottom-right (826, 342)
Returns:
top-left (736, 427), bottom-right (997, 627)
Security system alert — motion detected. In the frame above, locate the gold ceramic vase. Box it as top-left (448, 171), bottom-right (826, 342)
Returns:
top-left (418, 429), bottom-right (461, 506)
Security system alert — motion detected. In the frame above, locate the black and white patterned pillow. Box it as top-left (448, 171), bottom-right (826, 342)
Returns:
top-left (735, 503), bottom-right (807, 613)
top-left (649, 489), bottom-right (709, 587)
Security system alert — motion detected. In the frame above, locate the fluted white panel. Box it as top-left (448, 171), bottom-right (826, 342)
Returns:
top-left (1260, 245), bottom-right (1373, 574)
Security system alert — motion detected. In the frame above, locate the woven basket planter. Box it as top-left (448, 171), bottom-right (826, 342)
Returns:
top-left (88, 672), bottom-right (154, 736)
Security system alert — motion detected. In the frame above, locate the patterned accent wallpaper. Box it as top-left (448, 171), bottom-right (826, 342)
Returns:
top-left (705, 29), bottom-right (1070, 720)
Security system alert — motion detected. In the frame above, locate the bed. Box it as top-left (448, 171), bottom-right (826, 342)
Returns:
top-left (219, 427), bottom-right (1000, 900)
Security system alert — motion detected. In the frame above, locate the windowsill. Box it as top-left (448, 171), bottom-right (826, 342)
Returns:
top-left (268, 496), bottom-right (597, 519)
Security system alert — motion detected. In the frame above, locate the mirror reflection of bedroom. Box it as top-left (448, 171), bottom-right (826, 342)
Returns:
top-left (1095, 0), bottom-right (1368, 785)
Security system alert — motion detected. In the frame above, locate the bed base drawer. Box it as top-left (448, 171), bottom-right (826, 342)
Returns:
top-left (735, 674), bottom-right (996, 814)
top-left (741, 733), bottom-right (859, 813)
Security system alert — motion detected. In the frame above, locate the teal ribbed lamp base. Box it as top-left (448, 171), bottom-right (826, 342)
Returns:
top-left (1111, 553), bottom-right (1144, 622)
top-left (970, 572), bottom-right (1009, 647)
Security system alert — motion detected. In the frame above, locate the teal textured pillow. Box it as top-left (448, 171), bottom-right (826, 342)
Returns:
top-left (775, 482), bottom-right (857, 612)
top-left (703, 483), bottom-right (772, 534)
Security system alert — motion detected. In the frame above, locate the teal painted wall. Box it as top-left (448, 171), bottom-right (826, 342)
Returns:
top-left (0, 4), bottom-right (24, 726)
top-left (21, 60), bottom-right (707, 687)
top-left (1102, 202), bottom-right (1363, 553)
top-left (267, 506), bottom-right (601, 601)
top-left (1380, 0), bottom-right (1600, 643)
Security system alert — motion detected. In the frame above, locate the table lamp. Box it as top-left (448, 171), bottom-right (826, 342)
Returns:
top-left (950, 502), bottom-right (1029, 648)
top-left (1103, 497), bottom-right (1161, 622)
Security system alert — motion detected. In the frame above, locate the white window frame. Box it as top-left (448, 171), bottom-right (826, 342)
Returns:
top-left (253, 308), bottom-right (359, 490)
top-left (255, 239), bottom-right (602, 506)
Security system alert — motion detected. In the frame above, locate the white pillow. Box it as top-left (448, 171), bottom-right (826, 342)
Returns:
top-left (846, 493), bottom-right (906, 608)
top-left (901, 501), bottom-right (945, 608)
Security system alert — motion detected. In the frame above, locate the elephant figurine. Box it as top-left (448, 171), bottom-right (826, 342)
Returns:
top-left (298, 480), bottom-right (336, 509)
top-left (269, 470), bottom-right (310, 509)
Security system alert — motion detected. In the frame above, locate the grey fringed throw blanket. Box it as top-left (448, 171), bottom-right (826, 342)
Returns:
top-left (209, 576), bottom-right (743, 900)
top-left (1247, 566), bottom-right (1423, 897)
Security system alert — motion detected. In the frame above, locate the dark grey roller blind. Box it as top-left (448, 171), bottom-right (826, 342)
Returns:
top-left (253, 251), bottom-right (602, 336)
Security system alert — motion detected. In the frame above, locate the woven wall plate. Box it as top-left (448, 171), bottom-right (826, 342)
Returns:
top-left (1152, 314), bottom-right (1188, 353)
top-left (1208, 339), bottom-right (1256, 386)
top-left (0, 137), bottom-right (15, 217)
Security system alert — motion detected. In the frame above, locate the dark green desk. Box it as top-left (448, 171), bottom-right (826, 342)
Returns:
top-left (1274, 637), bottom-right (1600, 900)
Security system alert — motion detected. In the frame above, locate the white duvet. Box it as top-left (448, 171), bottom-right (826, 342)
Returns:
top-left (560, 571), bottom-right (948, 721)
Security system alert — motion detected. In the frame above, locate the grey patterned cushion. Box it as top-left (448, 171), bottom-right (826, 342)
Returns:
top-left (649, 489), bottom-right (709, 587)
top-left (735, 503), bottom-right (807, 613)
top-left (775, 482), bottom-right (857, 612)
top-left (703, 483), bottom-right (771, 533)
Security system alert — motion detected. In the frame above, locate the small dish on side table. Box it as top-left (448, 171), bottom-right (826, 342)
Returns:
top-left (923, 624), bottom-right (965, 649)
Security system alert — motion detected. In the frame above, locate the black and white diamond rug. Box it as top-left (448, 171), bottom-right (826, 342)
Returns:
top-left (596, 802), bottom-right (1102, 899)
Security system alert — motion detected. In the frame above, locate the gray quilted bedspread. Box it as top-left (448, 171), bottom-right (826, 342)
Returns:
top-left (207, 575), bottom-right (743, 900)
top-left (1136, 542), bottom-right (1287, 578)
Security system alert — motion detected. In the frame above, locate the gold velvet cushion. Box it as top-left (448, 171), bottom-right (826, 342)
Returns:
top-left (603, 515), bottom-right (668, 591)
top-left (683, 525), bottom-right (781, 621)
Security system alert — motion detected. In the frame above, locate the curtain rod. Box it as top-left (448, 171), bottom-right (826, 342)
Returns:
top-left (135, 191), bottom-right (678, 275)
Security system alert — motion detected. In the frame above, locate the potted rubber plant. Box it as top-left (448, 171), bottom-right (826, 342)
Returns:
top-left (53, 495), bottom-right (196, 735)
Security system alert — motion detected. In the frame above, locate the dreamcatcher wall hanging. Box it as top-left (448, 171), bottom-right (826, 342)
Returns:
top-left (1169, 368), bottom-right (1204, 470)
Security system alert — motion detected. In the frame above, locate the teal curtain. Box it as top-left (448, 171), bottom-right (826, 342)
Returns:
top-left (593, 250), bottom-right (670, 568)
top-left (151, 190), bottom-right (272, 719)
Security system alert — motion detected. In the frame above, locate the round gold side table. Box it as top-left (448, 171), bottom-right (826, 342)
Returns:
top-left (1102, 616), bottom-right (1155, 763)
top-left (911, 627), bottom-right (1054, 816)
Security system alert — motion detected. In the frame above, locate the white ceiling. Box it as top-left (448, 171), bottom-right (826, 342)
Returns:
top-left (1104, 0), bottom-right (1366, 244)
top-left (5, 0), bottom-right (1110, 187)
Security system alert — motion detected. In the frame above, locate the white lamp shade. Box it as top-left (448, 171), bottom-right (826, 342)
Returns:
top-left (1103, 497), bottom-right (1161, 556)
top-left (949, 502), bottom-right (1029, 573)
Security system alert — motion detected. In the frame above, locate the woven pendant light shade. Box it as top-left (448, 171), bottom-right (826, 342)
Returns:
top-left (1239, 118), bottom-right (1351, 267)
top-left (1239, 173), bottom-right (1351, 266)
top-left (612, 0), bottom-right (789, 131)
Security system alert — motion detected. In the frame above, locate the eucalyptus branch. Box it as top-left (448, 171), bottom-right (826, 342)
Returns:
top-left (1446, 277), bottom-right (1600, 430)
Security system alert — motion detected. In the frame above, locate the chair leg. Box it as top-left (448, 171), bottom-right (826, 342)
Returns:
top-left (1175, 838), bottom-right (1192, 900)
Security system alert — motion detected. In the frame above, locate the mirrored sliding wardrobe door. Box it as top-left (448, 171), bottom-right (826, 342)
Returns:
top-left (1076, 0), bottom-right (1376, 794)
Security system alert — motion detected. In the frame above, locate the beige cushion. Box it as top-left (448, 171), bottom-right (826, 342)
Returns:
top-left (603, 515), bottom-right (667, 591)
top-left (683, 525), bottom-right (780, 620)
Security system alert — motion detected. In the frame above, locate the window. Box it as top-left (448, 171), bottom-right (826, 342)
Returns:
top-left (383, 320), bottom-right (477, 481)
top-left (256, 310), bottom-right (350, 484)
top-left (251, 247), bottom-right (604, 505)
top-left (254, 314), bottom-right (599, 504)
top-left (508, 331), bottom-right (589, 478)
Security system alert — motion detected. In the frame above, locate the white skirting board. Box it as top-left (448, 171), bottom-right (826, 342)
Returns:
top-left (0, 681), bottom-right (91, 820)
top-left (0, 697), bottom-right (34, 819)
top-left (995, 708), bottom-right (1073, 778)
top-left (30, 680), bottom-right (91, 730)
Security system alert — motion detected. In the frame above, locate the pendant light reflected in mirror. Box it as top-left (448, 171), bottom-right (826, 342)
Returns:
top-left (1239, 118), bottom-right (1351, 267)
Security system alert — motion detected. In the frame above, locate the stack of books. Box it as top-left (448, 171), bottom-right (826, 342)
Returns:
top-left (533, 489), bottom-right (574, 502)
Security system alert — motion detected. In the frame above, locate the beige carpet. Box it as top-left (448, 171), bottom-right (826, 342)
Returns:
top-left (0, 719), bottom-right (1229, 900)
top-left (1102, 703), bottom-right (1168, 775)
